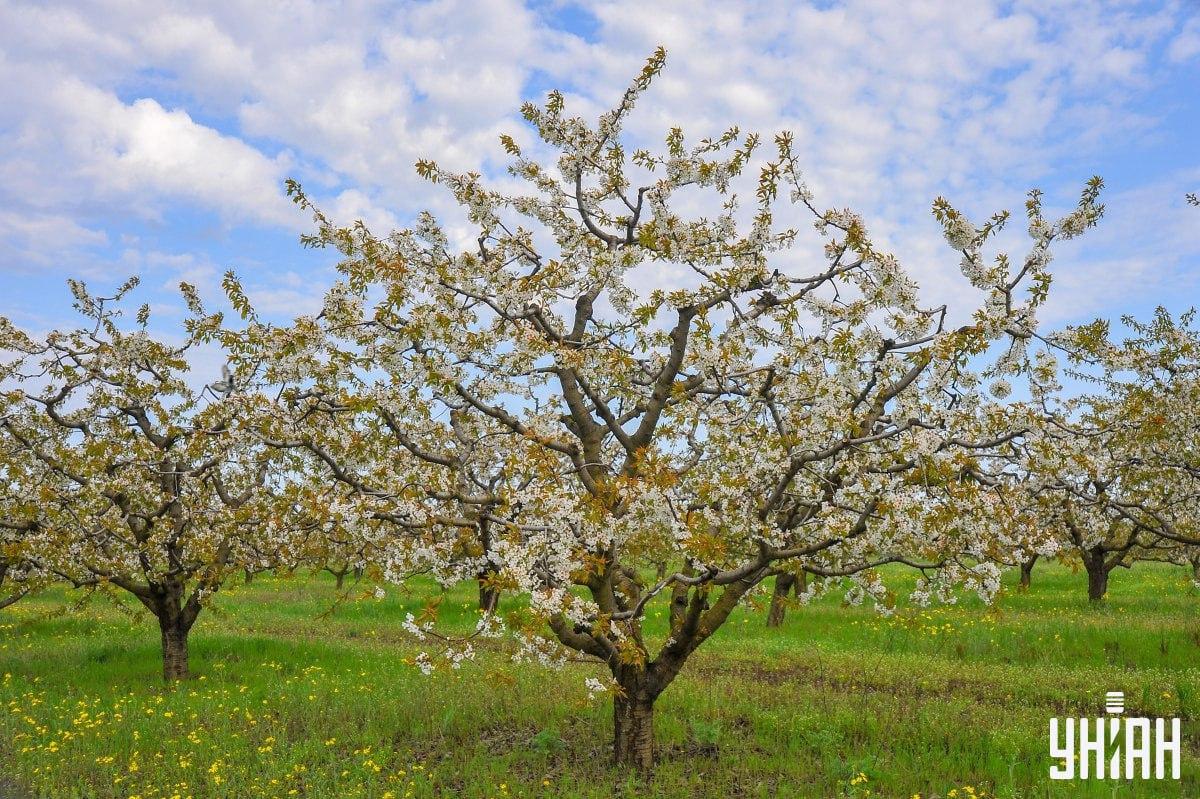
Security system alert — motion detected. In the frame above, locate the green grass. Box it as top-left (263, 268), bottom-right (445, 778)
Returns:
top-left (0, 562), bottom-right (1198, 799)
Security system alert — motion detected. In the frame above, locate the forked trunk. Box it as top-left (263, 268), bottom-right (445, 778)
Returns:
top-left (613, 692), bottom-right (656, 771)
top-left (766, 571), bottom-right (806, 627)
top-left (1019, 555), bottom-right (1038, 589)
top-left (596, 573), bottom-right (759, 772)
top-left (149, 583), bottom-right (200, 683)
top-left (159, 616), bottom-right (191, 682)
top-left (766, 573), bottom-right (795, 627)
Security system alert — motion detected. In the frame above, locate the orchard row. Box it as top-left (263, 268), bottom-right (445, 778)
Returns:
top-left (1, 50), bottom-right (1196, 771)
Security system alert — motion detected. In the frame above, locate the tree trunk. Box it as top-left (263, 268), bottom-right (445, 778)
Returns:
top-left (159, 616), bottom-right (191, 682)
top-left (243, 568), bottom-right (254, 585)
top-left (334, 570), bottom-right (346, 590)
top-left (766, 573), bottom-right (796, 627)
top-left (476, 519), bottom-right (499, 613)
top-left (613, 692), bottom-right (656, 771)
top-left (591, 574), bottom-right (759, 772)
top-left (478, 579), bottom-right (500, 614)
top-left (1190, 560), bottom-right (1200, 584)
top-left (1086, 559), bottom-right (1109, 603)
top-left (1019, 555), bottom-right (1038, 589)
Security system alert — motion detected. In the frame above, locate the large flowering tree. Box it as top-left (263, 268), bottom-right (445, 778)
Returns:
top-left (248, 52), bottom-right (1102, 768)
top-left (0, 279), bottom-right (299, 680)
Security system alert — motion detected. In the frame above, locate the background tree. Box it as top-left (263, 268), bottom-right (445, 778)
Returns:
top-left (765, 568), bottom-right (806, 628)
top-left (287, 480), bottom-right (391, 593)
top-left (0, 279), bottom-right (297, 680)
top-left (0, 524), bottom-right (39, 612)
top-left (225, 302), bottom-right (522, 614)
top-left (0, 429), bottom-right (49, 610)
top-left (1020, 307), bottom-right (1200, 601)
top-left (1018, 554), bottom-right (1038, 588)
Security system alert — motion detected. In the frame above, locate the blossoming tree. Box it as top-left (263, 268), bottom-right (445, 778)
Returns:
top-left (0, 278), bottom-right (299, 679)
top-left (215, 293), bottom-right (523, 613)
top-left (0, 491), bottom-right (40, 612)
top-left (1018, 308), bottom-right (1200, 600)
top-left (251, 51), bottom-right (1102, 768)
top-left (0, 423), bottom-right (49, 610)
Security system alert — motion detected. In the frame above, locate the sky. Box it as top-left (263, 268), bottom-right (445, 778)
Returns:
top-left (0, 0), bottom-right (1197, 345)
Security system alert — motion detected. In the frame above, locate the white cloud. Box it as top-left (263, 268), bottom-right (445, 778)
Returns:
top-left (518, 0), bottom-right (1191, 322)
top-left (0, 0), bottom-right (547, 262)
top-left (0, 211), bottom-right (109, 266)
top-left (241, 270), bottom-right (328, 317)
top-left (0, 0), bottom-right (1194, 331)
top-left (83, 91), bottom-right (295, 224)
top-left (1041, 170), bottom-right (1200, 324)
top-left (1167, 16), bottom-right (1200, 63)
top-left (0, 60), bottom-right (296, 228)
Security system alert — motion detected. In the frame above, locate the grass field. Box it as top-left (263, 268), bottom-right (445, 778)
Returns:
top-left (0, 563), bottom-right (1197, 799)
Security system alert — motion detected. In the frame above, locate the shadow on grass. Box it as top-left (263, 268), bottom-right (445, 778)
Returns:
top-left (0, 779), bottom-right (33, 799)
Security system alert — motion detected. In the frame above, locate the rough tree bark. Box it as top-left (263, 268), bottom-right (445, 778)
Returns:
top-left (1086, 566), bottom-right (1108, 602)
top-left (612, 688), bottom-right (656, 771)
top-left (148, 587), bottom-right (201, 682)
top-left (1063, 511), bottom-right (1132, 605)
top-left (476, 520), bottom-right (500, 613)
top-left (124, 564), bottom-right (217, 683)
top-left (597, 574), bottom-right (761, 770)
top-left (1083, 550), bottom-right (1110, 603)
top-left (159, 615), bottom-right (191, 681)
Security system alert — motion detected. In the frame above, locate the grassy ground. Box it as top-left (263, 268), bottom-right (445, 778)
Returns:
top-left (0, 563), bottom-right (1197, 799)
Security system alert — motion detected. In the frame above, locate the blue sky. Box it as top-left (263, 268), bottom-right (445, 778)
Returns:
top-left (0, 0), bottom-right (1197, 342)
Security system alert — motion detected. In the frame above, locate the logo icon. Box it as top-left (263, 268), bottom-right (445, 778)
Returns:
top-left (1049, 691), bottom-right (1181, 780)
